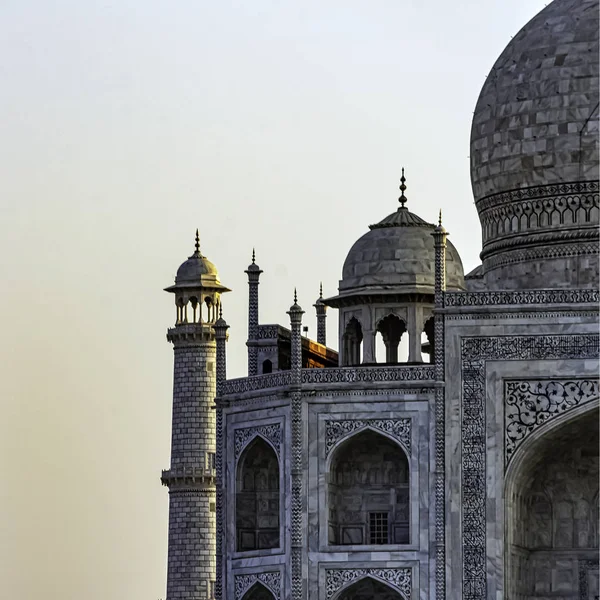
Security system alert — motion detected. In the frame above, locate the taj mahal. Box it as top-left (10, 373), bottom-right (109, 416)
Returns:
top-left (160, 0), bottom-right (600, 598)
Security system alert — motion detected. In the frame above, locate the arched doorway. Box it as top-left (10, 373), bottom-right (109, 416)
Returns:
top-left (236, 437), bottom-right (280, 551)
top-left (335, 576), bottom-right (406, 600)
top-left (328, 429), bottom-right (410, 545)
top-left (505, 407), bottom-right (599, 598)
top-left (241, 582), bottom-right (275, 600)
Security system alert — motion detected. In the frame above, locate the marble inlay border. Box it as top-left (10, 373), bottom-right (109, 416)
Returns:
top-left (460, 334), bottom-right (599, 600)
top-left (445, 288), bottom-right (599, 307)
top-left (325, 568), bottom-right (411, 600)
top-left (578, 558), bottom-right (599, 600)
top-left (505, 379), bottom-right (599, 466)
top-left (234, 423), bottom-right (282, 459)
top-left (325, 418), bottom-right (411, 456)
top-left (234, 571), bottom-right (281, 600)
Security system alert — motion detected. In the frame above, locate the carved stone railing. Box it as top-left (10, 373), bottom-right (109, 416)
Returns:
top-left (444, 288), bottom-right (599, 307)
top-left (257, 324), bottom-right (287, 340)
top-left (301, 365), bottom-right (435, 384)
top-left (160, 466), bottom-right (216, 486)
top-left (220, 371), bottom-right (292, 396)
top-left (219, 365), bottom-right (436, 396)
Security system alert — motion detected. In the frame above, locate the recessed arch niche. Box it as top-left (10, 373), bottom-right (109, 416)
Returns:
top-left (236, 436), bottom-right (280, 551)
top-left (504, 405), bottom-right (599, 598)
top-left (328, 429), bottom-right (410, 546)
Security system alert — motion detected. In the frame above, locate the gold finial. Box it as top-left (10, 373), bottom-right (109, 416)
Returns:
top-left (399, 167), bottom-right (407, 207)
top-left (252, 248), bottom-right (256, 264)
top-left (194, 229), bottom-right (200, 254)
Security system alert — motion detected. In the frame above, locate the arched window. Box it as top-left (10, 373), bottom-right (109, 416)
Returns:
top-left (241, 582), bottom-right (276, 600)
top-left (376, 315), bottom-right (406, 364)
top-left (343, 318), bottom-right (363, 366)
top-left (328, 429), bottom-right (410, 546)
top-left (236, 437), bottom-right (280, 551)
top-left (262, 359), bottom-right (273, 374)
top-left (335, 576), bottom-right (406, 600)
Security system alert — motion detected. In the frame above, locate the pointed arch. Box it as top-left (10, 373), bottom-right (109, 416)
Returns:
top-left (375, 314), bottom-right (406, 364)
top-left (236, 436), bottom-right (280, 551)
top-left (342, 317), bottom-right (363, 366)
top-left (241, 581), bottom-right (276, 600)
top-left (504, 404), bottom-right (599, 597)
top-left (328, 429), bottom-right (410, 546)
top-left (332, 575), bottom-right (407, 600)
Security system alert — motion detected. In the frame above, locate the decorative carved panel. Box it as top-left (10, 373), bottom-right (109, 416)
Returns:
top-left (234, 423), bottom-right (282, 459)
top-left (505, 379), bottom-right (599, 466)
top-left (325, 568), bottom-right (411, 599)
top-left (234, 571), bottom-right (281, 600)
top-left (325, 418), bottom-right (411, 456)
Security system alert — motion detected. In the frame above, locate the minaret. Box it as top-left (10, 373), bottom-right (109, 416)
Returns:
top-left (162, 231), bottom-right (231, 600)
top-left (313, 282), bottom-right (327, 346)
top-left (431, 211), bottom-right (447, 600)
top-left (245, 249), bottom-right (263, 376)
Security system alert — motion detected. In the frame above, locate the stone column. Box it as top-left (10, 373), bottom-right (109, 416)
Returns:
top-left (407, 304), bottom-right (423, 363)
top-left (287, 292), bottom-right (304, 600)
top-left (213, 311), bottom-right (229, 600)
top-left (245, 250), bottom-right (263, 376)
top-left (162, 324), bottom-right (217, 600)
top-left (431, 211), bottom-right (448, 599)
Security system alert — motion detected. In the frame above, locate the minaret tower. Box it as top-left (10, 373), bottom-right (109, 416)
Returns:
top-left (313, 282), bottom-right (327, 346)
top-left (245, 249), bottom-right (263, 376)
top-left (162, 231), bottom-right (231, 600)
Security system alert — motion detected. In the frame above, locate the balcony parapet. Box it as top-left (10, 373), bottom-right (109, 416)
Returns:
top-left (161, 466), bottom-right (216, 487)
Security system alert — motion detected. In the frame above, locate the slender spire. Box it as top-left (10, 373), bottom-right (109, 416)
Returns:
top-left (194, 229), bottom-right (201, 256)
top-left (319, 282), bottom-right (323, 299)
top-left (438, 209), bottom-right (442, 226)
top-left (294, 287), bottom-right (298, 304)
top-left (252, 248), bottom-right (256, 264)
top-left (219, 303), bottom-right (223, 319)
top-left (399, 167), bottom-right (407, 207)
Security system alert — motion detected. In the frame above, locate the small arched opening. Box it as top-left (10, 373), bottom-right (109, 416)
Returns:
top-left (262, 359), bottom-right (273, 374)
top-left (504, 406), bottom-right (599, 598)
top-left (189, 296), bottom-right (199, 323)
top-left (241, 582), bottom-right (276, 600)
top-left (236, 437), bottom-right (280, 552)
top-left (375, 314), bottom-right (407, 364)
top-left (328, 429), bottom-right (410, 546)
top-left (342, 318), bottom-right (363, 366)
top-left (334, 576), bottom-right (406, 600)
top-left (422, 316), bottom-right (434, 363)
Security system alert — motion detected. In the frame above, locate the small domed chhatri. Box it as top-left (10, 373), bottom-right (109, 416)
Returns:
top-left (173, 229), bottom-right (221, 286)
top-left (339, 170), bottom-right (465, 295)
top-left (469, 0), bottom-right (599, 290)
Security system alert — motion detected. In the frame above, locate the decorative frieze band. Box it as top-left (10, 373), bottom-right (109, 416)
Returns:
top-left (445, 288), bottom-right (599, 307)
top-left (234, 571), bottom-right (281, 600)
top-left (220, 365), bottom-right (436, 396)
top-left (302, 365), bottom-right (435, 384)
top-left (325, 418), bottom-right (411, 456)
top-left (505, 379), bottom-right (599, 466)
top-left (460, 334), bottom-right (600, 600)
top-left (325, 568), bottom-right (411, 600)
top-left (234, 423), bottom-right (282, 459)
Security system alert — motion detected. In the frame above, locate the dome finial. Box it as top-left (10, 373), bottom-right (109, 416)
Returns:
top-left (319, 281), bottom-right (323, 299)
top-left (252, 247), bottom-right (256, 263)
top-left (438, 209), bottom-right (443, 226)
top-left (294, 287), bottom-right (298, 303)
top-left (194, 229), bottom-right (201, 255)
top-left (399, 167), bottom-right (407, 207)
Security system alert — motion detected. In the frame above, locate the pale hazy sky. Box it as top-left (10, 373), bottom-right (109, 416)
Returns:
top-left (0, 1), bottom-right (548, 598)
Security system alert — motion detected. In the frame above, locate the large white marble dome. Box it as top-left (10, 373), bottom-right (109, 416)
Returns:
top-left (469, 0), bottom-right (599, 290)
